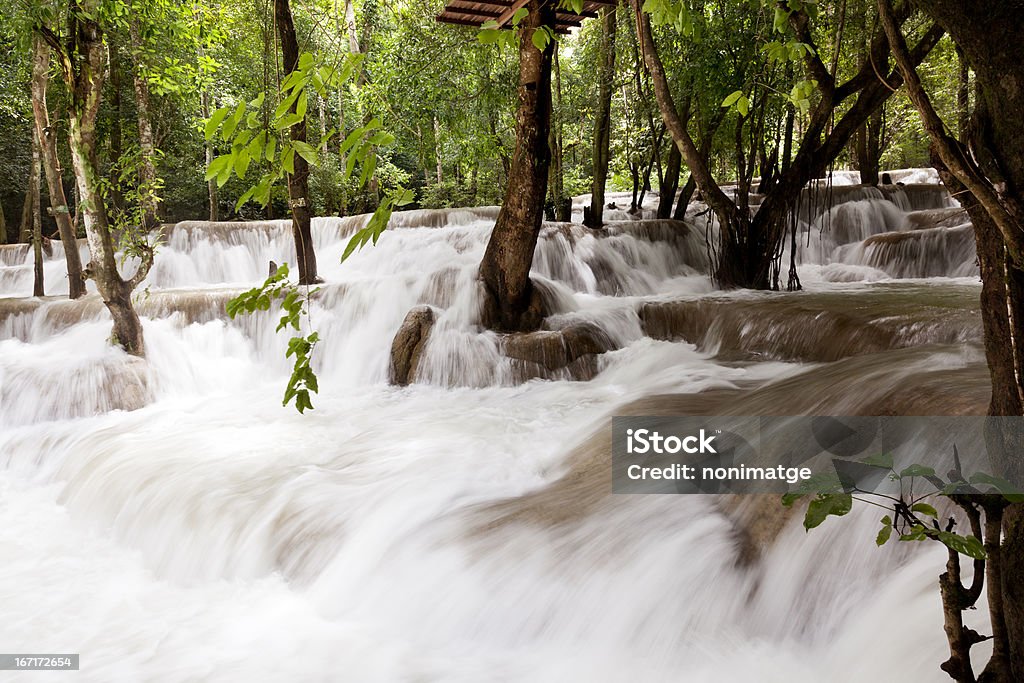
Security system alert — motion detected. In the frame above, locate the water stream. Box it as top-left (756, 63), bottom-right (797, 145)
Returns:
top-left (0, 179), bottom-right (987, 681)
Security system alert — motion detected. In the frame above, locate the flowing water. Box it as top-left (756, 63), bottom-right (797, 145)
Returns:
top-left (0, 179), bottom-right (988, 681)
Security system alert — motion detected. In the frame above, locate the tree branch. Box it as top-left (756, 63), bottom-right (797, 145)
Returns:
top-left (877, 0), bottom-right (1024, 268)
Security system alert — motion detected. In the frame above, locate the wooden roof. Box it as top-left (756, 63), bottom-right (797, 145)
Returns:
top-left (437, 0), bottom-right (616, 34)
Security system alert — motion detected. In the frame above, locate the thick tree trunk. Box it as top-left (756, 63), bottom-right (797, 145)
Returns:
top-left (478, 0), bottom-right (555, 332)
top-left (31, 35), bottom-right (85, 299)
top-left (585, 6), bottom-right (616, 229)
top-left (880, 2), bottom-right (1024, 678)
top-left (29, 130), bottom-right (44, 297)
top-left (275, 0), bottom-right (319, 285)
top-left (128, 17), bottom-right (159, 229)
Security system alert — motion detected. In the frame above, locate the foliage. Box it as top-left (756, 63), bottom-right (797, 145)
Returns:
top-left (225, 263), bottom-right (320, 413)
top-left (783, 448), bottom-right (1024, 560)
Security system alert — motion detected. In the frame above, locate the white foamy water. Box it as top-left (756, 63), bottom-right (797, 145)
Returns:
top-left (0, 182), bottom-right (987, 681)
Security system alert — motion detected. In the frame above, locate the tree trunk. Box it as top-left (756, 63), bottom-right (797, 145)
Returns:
top-left (41, 1), bottom-right (151, 355)
top-left (275, 0), bottom-right (319, 285)
top-left (31, 34), bottom-right (85, 299)
top-left (658, 143), bottom-right (681, 219)
top-left (0, 199), bottom-right (7, 245)
top-left (880, 2), bottom-right (1024, 678)
top-left (855, 107), bottom-right (883, 185)
top-left (549, 45), bottom-right (569, 222)
top-left (478, 0), bottom-right (555, 332)
top-left (201, 88), bottom-right (219, 221)
top-left (29, 130), bottom-right (44, 297)
top-left (586, 5), bottom-right (616, 229)
top-left (128, 16), bottom-right (159, 229)
top-left (433, 116), bottom-right (443, 185)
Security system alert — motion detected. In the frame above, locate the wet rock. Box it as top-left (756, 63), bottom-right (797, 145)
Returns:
top-left (637, 290), bottom-right (983, 363)
top-left (904, 207), bottom-right (969, 231)
top-left (501, 321), bottom-right (617, 381)
top-left (388, 305), bottom-right (437, 386)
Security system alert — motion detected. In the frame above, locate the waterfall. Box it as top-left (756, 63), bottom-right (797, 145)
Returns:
top-left (0, 177), bottom-right (990, 681)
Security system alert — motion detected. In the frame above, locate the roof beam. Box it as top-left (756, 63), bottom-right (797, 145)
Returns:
top-left (495, 0), bottom-right (530, 28)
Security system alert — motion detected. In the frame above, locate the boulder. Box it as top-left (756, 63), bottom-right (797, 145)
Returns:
top-left (501, 321), bottom-right (617, 381)
top-left (388, 305), bottom-right (437, 386)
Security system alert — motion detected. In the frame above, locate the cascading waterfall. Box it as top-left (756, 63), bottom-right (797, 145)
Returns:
top-left (0, 175), bottom-right (991, 681)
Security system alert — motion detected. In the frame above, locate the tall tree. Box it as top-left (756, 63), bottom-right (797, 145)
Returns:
top-left (30, 34), bottom-right (85, 299)
top-left (585, 4), bottom-right (616, 229)
top-left (128, 11), bottom-right (159, 229)
top-left (878, 2), bottom-right (1024, 679)
top-left (275, 0), bottom-right (319, 285)
top-left (478, 0), bottom-right (556, 332)
top-left (29, 129), bottom-right (44, 297)
top-left (39, 0), bottom-right (153, 355)
top-left (630, 0), bottom-right (942, 290)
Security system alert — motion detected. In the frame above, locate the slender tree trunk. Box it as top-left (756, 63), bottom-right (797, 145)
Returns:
top-left (0, 199), bottom-right (7, 245)
top-left (275, 0), bottom-right (319, 285)
top-left (201, 89), bottom-right (218, 221)
top-left (549, 45), bottom-right (569, 221)
top-left (19, 160), bottom-right (34, 243)
top-left (29, 130), bottom-right (44, 297)
top-left (31, 35), bottom-right (85, 299)
top-left (478, 0), bottom-right (555, 332)
top-left (586, 5), bottom-right (616, 229)
top-left (433, 116), bottom-right (443, 185)
top-left (128, 15), bottom-right (159, 229)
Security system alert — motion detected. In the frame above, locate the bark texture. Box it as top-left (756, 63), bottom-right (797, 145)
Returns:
top-left (478, 1), bottom-right (556, 332)
top-left (129, 15), bottom-right (159, 229)
top-left (878, 1), bottom-right (1024, 678)
top-left (40, 0), bottom-right (152, 355)
top-left (585, 6), bottom-right (616, 229)
top-left (275, 0), bottom-right (319, 285)
top-left (31, 35), bottom-right (85, 299)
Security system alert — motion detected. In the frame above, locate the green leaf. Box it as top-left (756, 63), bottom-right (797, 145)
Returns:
top-left (722, 90), bottom-right (743, 108)
top-left (222, 101), bottom-right (246, 141)
top-left (804, 493), bottom-right (852, 530)
top-left (876, 524), bottom-right (892, 546)
top-left (478, 29), bottom-right (501, 45)
top-left (204, 107), bottom-right (230, 141)
top-left (205, 154), bottom-right (230, 181)
top-left (936, 532), bottom-right (986, 560)
top-left (911, 502), bottom-right (939, 518)
top-left (531, 27), bottom-right (551, 52)
top-left (282, 146), bottom-right (296, 175)
top-left (292, 140), bottom-right (318, 166)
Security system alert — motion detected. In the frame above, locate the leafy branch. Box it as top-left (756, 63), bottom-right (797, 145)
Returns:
top-left (225, 263), bottom-right (320, 413)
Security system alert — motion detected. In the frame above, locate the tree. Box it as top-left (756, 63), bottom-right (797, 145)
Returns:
top-left (38, 0), bottom-right (154, 355)
top-left (478, 1), bottom-right (556, 332)
top-left (30, 33), bottom-right (85, 299)
top-left (275, 0), bottom-right (319, 285)
top-left (876, 1), bottom-right (1024, 678)
top-left (585, 4), bottom-right (616, 228)
top-left (127, 9), bottom-right (160, 229)
top-left (631, 0), bottom-right (942, 290)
